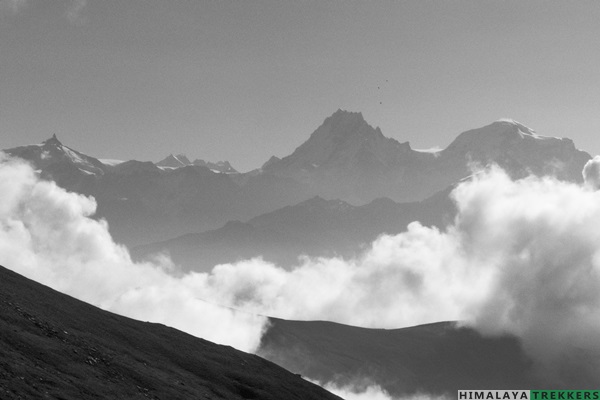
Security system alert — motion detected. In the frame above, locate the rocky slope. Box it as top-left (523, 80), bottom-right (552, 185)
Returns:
top-left (0, 265), bottom-right (341, 400)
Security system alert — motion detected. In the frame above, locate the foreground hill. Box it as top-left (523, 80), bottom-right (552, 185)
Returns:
top-left (258, 318), bottom-right (594, 397)
top-left (0, 265), bottom-right (341, 400)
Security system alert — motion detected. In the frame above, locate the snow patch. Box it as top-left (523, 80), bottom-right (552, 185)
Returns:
top-left (63, 146), bottom-right (93, 168)
top-left (414, 147), bottom-right (442, 154)
top-left (494, 118), bottom-right (551, 139)
top-left (100, 159), bottom-right (124, 166)
top-left (79, 168), bottom-right (96, 176)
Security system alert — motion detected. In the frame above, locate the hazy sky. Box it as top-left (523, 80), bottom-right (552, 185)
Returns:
top-left (1, 0), bottom-right (600, 171)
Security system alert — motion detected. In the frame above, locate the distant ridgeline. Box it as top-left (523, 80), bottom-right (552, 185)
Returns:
top-left (3, 110), bottom-right (591, 249)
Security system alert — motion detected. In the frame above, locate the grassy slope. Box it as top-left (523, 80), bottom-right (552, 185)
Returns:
top-left (259, 318), bottom-right (539, 397)
top-left (0, 266), bottom-right (341, 400)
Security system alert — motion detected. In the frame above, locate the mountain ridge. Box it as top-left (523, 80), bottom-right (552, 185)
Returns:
top-left (3, 110), bottom-right (591, 245)
top-left (258, 318), bottom-right (543, 397)
top-left (132, 189), bottom-right (456, 272)
top-left (261, 110), bottom-right (590, 203)
top-left (156, 153), bottom-right (238, 174)
top-left (4, 134), bottom-right (107, 177)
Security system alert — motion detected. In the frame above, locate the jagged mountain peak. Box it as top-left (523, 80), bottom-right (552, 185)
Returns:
top-left (264, 109), bottom-right (410, 175)
top-left (328, 108), bottom-right (365, 122)
top-left (318, 109), bottom-right (378, 140)
top-left (156, 154), bottom-right (190, 168)
top-left (176, 153), bottom-right (191, 165)
top-left (156, 153), bottom-right (237, 173)
top-left (262, 156), bottom-right (281, 169)
top-left (4, 134), bottom-right (106, 176)
top-left (193, 159), bottom-right (238, 174)
top-left (42, 133), bottom-right (63, 146)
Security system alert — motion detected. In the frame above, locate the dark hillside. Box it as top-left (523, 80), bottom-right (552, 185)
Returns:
top-left (258, 318), bottom-right (539, 397)
top-left (0, 266), bottom-right (341, 400)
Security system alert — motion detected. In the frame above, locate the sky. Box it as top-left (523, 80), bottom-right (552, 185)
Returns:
top-left (1, 0), bottom-right (600, 171)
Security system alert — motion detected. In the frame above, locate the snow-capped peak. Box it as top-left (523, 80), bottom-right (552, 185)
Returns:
top-left (99, 159), bottom-right (125, 167)
top-left (156, 154), bottom-right (190, 168)
top-left (262, 109), bottom-right (417, 176)
top-left (4, 134), bottom-right (106, 176)
top-left (444, 119), bottom-right (575, 159)
top-left (494, 118), bottom-right (537, 136)
top-left (156, 153), bottom-right (238, 173)
top-left (41, 133), bottom-right (63, 147)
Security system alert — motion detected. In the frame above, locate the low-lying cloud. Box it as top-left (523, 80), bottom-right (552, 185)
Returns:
top-left (1, 154), bottom-right (599, 385)
top-left (211, 166), bottom-right (600, 383)
top-left (312, 379), bottom-right (452, 400)
top-left (583, 155), bottom-right (600, 190)
top-left (0, 155), bottom-right (267, 352)
top-left (318, 381), bottom-right (398, 400)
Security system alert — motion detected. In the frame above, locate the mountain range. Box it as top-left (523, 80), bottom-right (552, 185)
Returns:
top-left (262, 111), bottom-right (589, 203)
top-left (156, 153), bottom-right (238, 173)
top-left (132, 190), bottom-right (455, 272)
top-left (2, 110), bottom-right (597, 397)
top-left (2, 110), bottom-right (591, 249)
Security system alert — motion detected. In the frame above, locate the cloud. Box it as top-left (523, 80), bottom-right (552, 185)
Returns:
top-left (451, 167), bottom-right (600, 383)
top-left (201, 226), bottom-right (475, 328)
top-left (1, 154), bottom-right (599, 385)
top-left (205, 166), bottom-right (600, 384)
top-left (317, 380), bottom-right (450, 400)
top-left (0, 155), bottom-right (267, 352)
top-left (319, 382), bottom-right (397, 400)
top-left (583, 155), bottom-right (600, 190)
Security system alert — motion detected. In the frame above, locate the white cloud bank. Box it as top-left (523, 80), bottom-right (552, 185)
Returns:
top-left (0, 155), bottom-right (267, 352)
top-left (319, 382), bottom-right (398, 400)
top-left (314, 380), bottom-right (451, 400)
top-left (1, 154), bottom-right (600, 384)
top-left (583, 155), bottom-right (600, 190)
